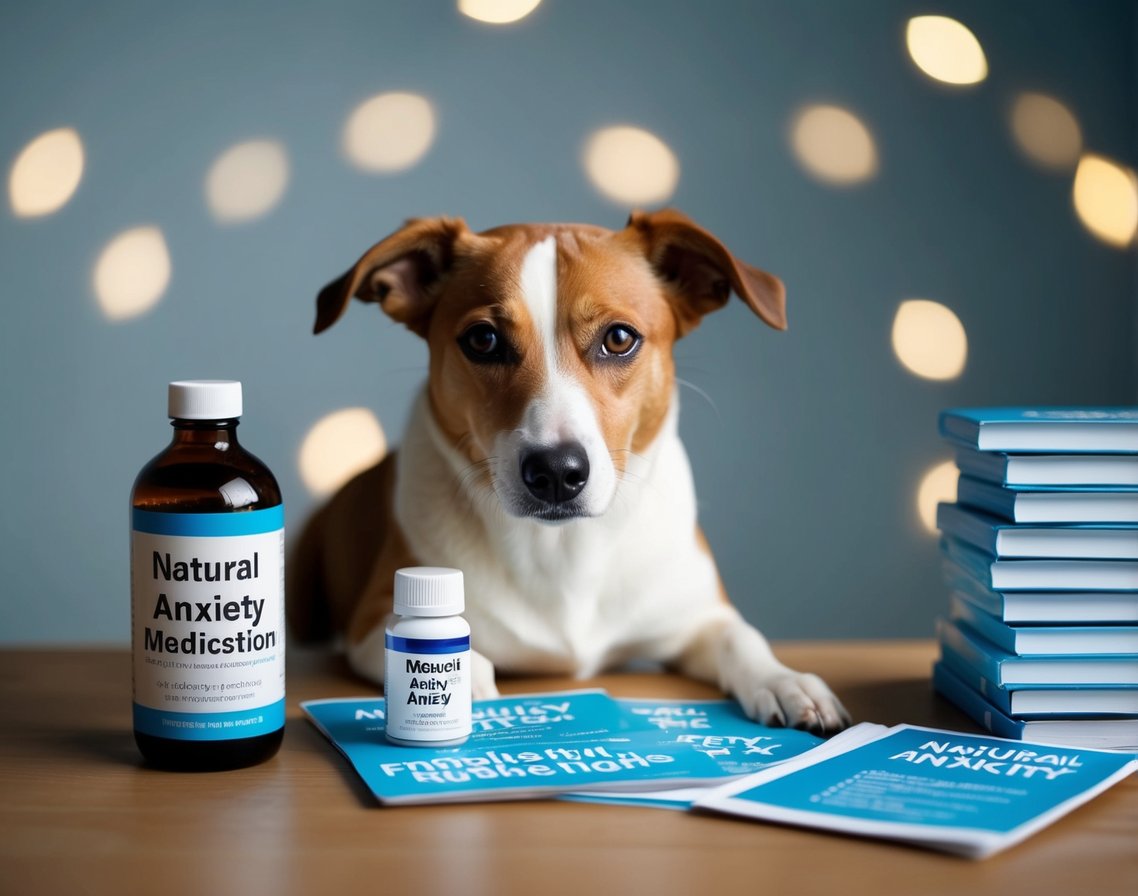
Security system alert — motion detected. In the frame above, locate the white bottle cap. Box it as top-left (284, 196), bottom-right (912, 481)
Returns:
top-left (393, 567), bottom-right (465, 617)
top-left (168, 380), bottom-right (243, 420)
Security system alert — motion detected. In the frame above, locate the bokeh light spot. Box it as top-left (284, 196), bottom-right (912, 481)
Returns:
top-left (583, 125), bottom-right (680, 205)
top-left (790, 105), bottom-right (878, 186)
top-left (458, 0), bottom-right (541, 24)
top-left (9, 127), bottom-right (84, 217)
top-left (93, 226), bottom-right (171, 321)
top-left (1072, 154), bottom-right (1138, 248)
top-left (892, 300), bottom-right (967, 381)
top-left (343, 92), bottom-right (436, 173)
top-left (299, 408), bottom-right (388, 497)
top-left (906, 16), bottom-right (988, 86)
top-left (205, 139), bottom-right (289, 223)
top-left (1010, 93), bottom-right (1082, 171)
top-left (917, 460), bottom-right (958, 535)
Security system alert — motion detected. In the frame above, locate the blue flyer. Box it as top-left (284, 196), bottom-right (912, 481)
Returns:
top-left (696, 723), bottom-right (1138, 858)
top-left (301, 690), bottom-right (732, 805)
top-left (565, 698), bottom-right (825, 809)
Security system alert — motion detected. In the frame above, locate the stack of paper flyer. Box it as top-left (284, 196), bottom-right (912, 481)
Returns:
top-left (301, 690), bottom-right (823, 805)
top-left (934, 407), bottom-right (1138, 750)
top-left (303, 692), bottom-right (1138, 858)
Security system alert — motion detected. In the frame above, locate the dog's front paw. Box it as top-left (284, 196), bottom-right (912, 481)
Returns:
top-left (739, 672), bottom-right (851, 734)
top-left (471, 650), bottom-right (500, 701)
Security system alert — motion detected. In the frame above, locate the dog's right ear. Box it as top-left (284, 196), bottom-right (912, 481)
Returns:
top-left (314, 216), bottom-right (470, 337)
top-left (624, 208), bottom-right (787, 336)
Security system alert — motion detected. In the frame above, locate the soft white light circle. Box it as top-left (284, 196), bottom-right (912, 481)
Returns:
top-left (790, 105), bottom-right (878, 185)
top-left (891, 300), bottom-right (968, 381)
top-left (583, 125), bottom-right (680, 205)
top-left (917, 460), bottom-right (958, 534)
top-left (93, 226), bottom-right (171, 321)
top-left (1072, 154), bottom-right (1138, 248)
top-left (299, 408), bottom-right (388, 497)
top-left (9, 127), bottom-right (85, 217)
top-left (205, 139), bottom-right (289, 223)
top-left (343, 92), bottom-right (436, 173)
top-left (458, 0), bottom-right (541, 24)
top-left (1010, 93), bottom-right (1082, 171)
top-left (906, 16), bottom-right (988, 86)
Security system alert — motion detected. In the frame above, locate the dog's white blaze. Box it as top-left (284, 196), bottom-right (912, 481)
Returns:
top-left (519, 236), bottom-right (559, 377)
top-left (503, 237), bottom-right (617, 517)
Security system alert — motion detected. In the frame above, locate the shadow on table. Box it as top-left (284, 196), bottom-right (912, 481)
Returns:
top-left (838, 676), bottom-right (979, 733)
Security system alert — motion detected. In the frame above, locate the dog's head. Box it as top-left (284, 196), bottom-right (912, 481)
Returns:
top-left (315, 209), bottom-right (785, 523)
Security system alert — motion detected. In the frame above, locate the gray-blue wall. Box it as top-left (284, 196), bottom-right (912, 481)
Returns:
top-left (1, 0), bottom-right (1134, 644)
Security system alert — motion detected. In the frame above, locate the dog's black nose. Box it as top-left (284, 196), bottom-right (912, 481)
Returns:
top-left (520, 442), bottom-right (590, 504)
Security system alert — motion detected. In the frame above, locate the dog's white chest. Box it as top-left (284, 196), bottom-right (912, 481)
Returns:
top-left (461, 524), bottom-right (627, 676)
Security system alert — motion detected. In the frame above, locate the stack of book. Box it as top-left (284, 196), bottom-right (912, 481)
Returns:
top-left (932, 407), bottom-right (1138, 750)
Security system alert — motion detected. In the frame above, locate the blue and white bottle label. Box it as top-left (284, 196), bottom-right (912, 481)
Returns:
top-left (384, 634), bottom-right (472, 744)
top-left (131, 506), bottom-right (285, 740)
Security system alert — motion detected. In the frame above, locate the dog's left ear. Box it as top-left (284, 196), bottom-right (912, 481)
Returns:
top-left (314, 216), bottom-right (471, 337)
top-left (624, 208), bottom-right (787, 335)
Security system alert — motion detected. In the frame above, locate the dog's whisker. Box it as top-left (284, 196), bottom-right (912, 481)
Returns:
top-left (609, 450), bottom-right (650, 489)
top-left (452, 431), bottom-right (482, 458)
top-left (448, 452), bottom-right (496, 499)
top-left (612, 467), bottom-right (642, 484)
top-left (457, 459), bottom-right (494, 481)
top-left (608, 448), bottom-right (642, 469)
top-left (454, 458), bottom-right (497, 498)
top-left (609, 447), bottom-right (649, 467)
top-left (675, 376), bottom-right (721, 423)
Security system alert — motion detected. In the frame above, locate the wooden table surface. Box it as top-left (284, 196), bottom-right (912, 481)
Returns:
top-left (1, 643), bottom-right (1135, 896)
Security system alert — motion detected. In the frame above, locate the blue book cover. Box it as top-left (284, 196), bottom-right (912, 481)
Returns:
top-left (942, 557), bottom-right (1138, 623)
top-left (936, 618), bottom-right (1138, 687)
top-left (939, 407), bottom-right (1138, 454)
top-left (940, 536), bottom-right (1138, 592)
top-left (936, 651), bottom-right (1017, 714)
top-left (302, 690), bottom-right (747, 805)
top-left (956, 476), bottom-right (1138, 525)
top-left (563, 699), bottom-right (824, 809)
top-left (934, 662), bottom-right (1138, 751)
top-left (696, 722), bottom-right (1138, 858)
top-left (937, 501), bottom-right (1138, 560)
top-left (936, 651), bottom-right (1138, 716)
top-left (954, 446), bottom-right (1138, 490)
top-left (948, 593), bottom-right (1138, 656)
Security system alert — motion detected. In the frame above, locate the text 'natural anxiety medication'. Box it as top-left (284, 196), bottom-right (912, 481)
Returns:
top-left (130, 380), bottom-right (285, 771)
top-left (384, 567), bottom-right (473, 747)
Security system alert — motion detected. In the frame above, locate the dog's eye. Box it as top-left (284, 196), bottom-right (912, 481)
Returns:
top-left (601, 324), bottom-right (641, 358)
top-left (459, 323), bottom-right (505, 363)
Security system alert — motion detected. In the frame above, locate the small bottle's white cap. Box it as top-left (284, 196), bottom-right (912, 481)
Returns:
top-left (168, 380), bottom-right (242, 420)
top-left (393, 567), bottom-right (464, 617)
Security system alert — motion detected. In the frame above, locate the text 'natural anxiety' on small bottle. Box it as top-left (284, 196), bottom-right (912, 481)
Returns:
top-left (130, 380), bottom-right (285, 771)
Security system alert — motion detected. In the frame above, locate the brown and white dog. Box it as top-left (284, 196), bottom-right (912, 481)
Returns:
top-left (290, 209), bottom-right (850, 732)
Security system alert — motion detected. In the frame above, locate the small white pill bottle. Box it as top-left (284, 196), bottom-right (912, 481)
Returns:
top-left (384, 567), bottom-right (472, 747)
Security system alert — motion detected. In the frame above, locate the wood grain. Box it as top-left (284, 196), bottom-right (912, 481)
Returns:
top-left (1, 644), bottom-right (1134, 895)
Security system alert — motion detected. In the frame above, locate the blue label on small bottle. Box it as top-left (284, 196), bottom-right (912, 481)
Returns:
top-left (385, 634), bottom-right (471, 654)
top-left (384, 633), bottom-right (472, 745)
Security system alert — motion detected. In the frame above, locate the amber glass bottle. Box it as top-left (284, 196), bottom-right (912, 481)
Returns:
top-left (130, 380), bottom-right (285, 771)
